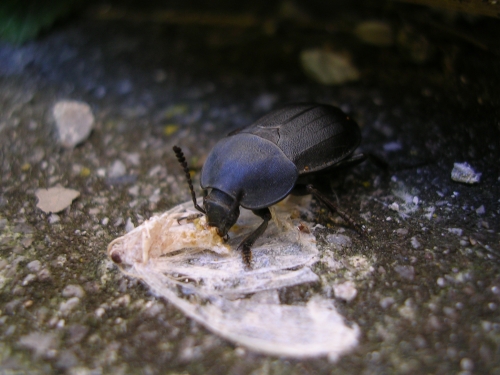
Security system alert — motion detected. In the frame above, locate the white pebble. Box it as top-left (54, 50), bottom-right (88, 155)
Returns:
top-left (53, 100), bottom-right (94, 148)
top-left (411, 236), bottom-right (421, 249)
top-left (389, 202), bottom-right (399, 212)
top-left (460, 358), bottom-right (474, 371)
top-left (451, 162), bottom-right (481, 184)
top-left (35, 186), bottom-right (80, 214)
top-left (108, 160), bottom-right (126, 179)
top-left (447, 228), bottom-right (463, 236)
top-left (62, 284), bottom-right (85, 299)
top-left (333, 281), bottom-right (357, 302)
top-left (26, 260), bottom-right (42, 273)
top-left (475, 205), bottom-right (485, 215)
top-left (125, 218), bottom-right (134, 233)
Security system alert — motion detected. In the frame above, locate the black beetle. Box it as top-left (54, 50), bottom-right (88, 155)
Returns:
top-left (173, 103), bottom-right (366, 267)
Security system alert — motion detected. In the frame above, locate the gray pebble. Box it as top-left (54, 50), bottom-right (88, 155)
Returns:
top-left (27, 260), bottom-right (42, 273)
top-left (394, 265), bottom-right (415, 281)
top-left (411, 236), bottom-right (421, 249)
top-left (62, 284), bottom-right (85, 299)
top-left (18, 332), bottom-right (60, 358)
top-left (396, 228), bottom-right (408, 236)
top-left (326, 234), bottom-right (352, 249)
top-left (125, 218), bottom-right (134, 233)
top-left (107, 160), bottom-right (126, 179)
top-left (451, 162), bottom-right (481, 184)
top-left (448, 228), bottom-right (463, 236)
top-left (53, 100), bottom-right (94, 148)
top-left (59, 297), bottom-right (80, 315)
top-left (475, 205), bottom-right (485, 215)
top-left (22, 274), bottom-right (37, 286)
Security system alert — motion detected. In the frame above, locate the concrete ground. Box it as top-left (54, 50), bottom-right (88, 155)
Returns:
top-left (0, 1), bottom-right (499, 374)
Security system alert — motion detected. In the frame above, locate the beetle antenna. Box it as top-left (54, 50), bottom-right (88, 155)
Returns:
top-left (173, 146), bottom-right (206, 214)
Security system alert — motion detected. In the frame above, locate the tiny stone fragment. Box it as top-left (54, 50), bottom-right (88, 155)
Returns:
top-left (447, 228), bottom-right (463, 236)
top-left (26, 260), bottom-right (42, 272)
top-left (53, 100), bottom-right (94, 148)
top-left (451, 162), bottom-right (481, 184)
top-left (396, 228), bottom-right (408, 236)
top-left (389, 202), bottom-right (399, 212)
top-left (35, 186), bottom-right (80, 213)
top-left (410, 236), bottom-right (421, 249)
top-left (107, 160), bottom-right (126, 179)
top-left (326, 234), bottom-right (352, 250)
top-left (124, 218), bottom-right (134, 233)
top-left (475, 205), bottom-right (485, 215)
top-left (354, 21), bottom-right (393, 46)
top-left (18, 332), bottom-right (60, 358)
top-left (59, 297), bottom-right (80, 315)
top-left (300, 48), bottom-right (360, 85)
top-left (333, 281), bottom-right (357, 302)
top-left (394, 265), bottom-right (415, 281)
top-left (62, 284), bottom-right (85, 299)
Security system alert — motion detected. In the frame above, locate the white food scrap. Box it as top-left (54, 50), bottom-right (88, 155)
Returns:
top-left (107, 198), bottom-right (360, 359)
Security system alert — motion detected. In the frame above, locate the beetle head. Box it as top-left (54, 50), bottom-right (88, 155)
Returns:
top-left (204, 189), bottom-right (240, 238)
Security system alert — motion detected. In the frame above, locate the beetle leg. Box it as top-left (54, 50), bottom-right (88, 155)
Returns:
top-left (306, 184), bottom-right (365, 235)
top-left (238, 208), bottom-right (272, 269)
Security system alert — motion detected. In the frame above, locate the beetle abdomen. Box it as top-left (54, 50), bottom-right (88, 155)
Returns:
top-left (201, 134), bottom-right (298, 210)
top-left (236, 103), bottom-right (361, 174)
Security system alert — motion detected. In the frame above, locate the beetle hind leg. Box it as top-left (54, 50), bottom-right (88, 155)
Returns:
top-left (306, 185), bottom-right (365, 235)
top-left (237, 208), bottom-right (272, 269)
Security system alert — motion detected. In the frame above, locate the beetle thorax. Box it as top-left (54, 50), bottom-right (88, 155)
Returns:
top-left (203, 189), bottom-right (240, 237)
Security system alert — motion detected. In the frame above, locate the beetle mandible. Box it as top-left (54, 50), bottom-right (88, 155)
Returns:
top-left (173, 103), bottom-right (366, 267)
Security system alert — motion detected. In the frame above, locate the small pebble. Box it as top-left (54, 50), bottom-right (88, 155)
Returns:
top-left (300, 48), bottom-right (360, 85)
top-left (411, 236), bottom-right (421, 249)
top-left (460, 358), bottom-right (474, 371)
top-left (394, 265), bottom-right (415, 281)
top-left (389, 202), bottom-right (399, 212)
top-left (380, 296), bottom-right (395, 309)
top-left (333, 281), bottom-right (357, 302)
top-left (354, 21), bottom-right (393, 46)
top-left (59, 297), bottom-right (80, 315)
top-left (95, 307), bottom-right (106, 318)
top-left (48, 214), bottom-right (60, 224)
top-left (53, 100), bottom-right (94, 148)
top-left (18, 332), bottom-right (60, 358)
top-left (396, 228), bottom-right (408, 236)
top-left (125, 218), bottom-right (134, 233)
top-left (62, 285), bottom-right (85, 299)
top-left (475, 205), bottom-right (485, 215)
top-left (26, 260), bottom-right (42, 273)
top-left (22, 274), bottom-right (37, 286)
top-left (326, 234), bottom-right (352, 249)
top-left (107, 160), bottom-right (126, 179)
top-left (451, 162), bottom-right (481, 184)
top-left (35, 186), bottom-right (80, 214)
top-left (447, 228), bottom-right (463, 236)
top-left (383, 142), bottom-right (402, 152)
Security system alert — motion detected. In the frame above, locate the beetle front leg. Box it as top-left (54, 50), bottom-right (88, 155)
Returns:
top-left (306, 184), bottom-right (365, 235)
top-left (237, 208), bottom-right (272, 269)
